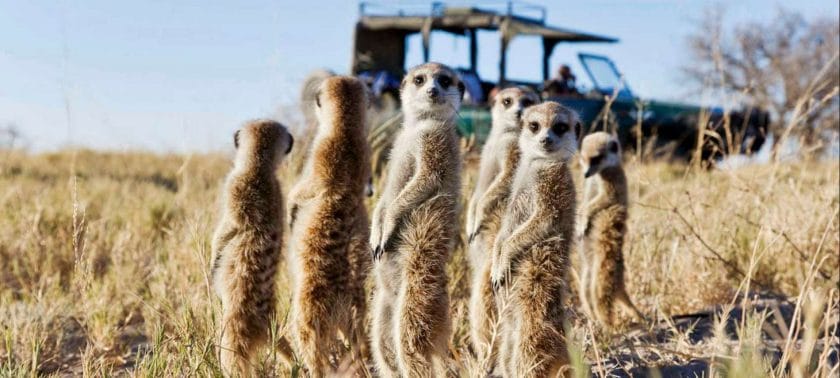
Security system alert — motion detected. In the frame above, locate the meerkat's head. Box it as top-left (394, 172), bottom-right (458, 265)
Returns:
top-left (314, 76), bottom-right (369, 135)
top-left (492, 86), bottom-right (539, 131)
top-left (400, 62), bottom-right (465, 121)
top-left (580, 131), bottom-right (621, 178)
top-left (234, 119), bottom-right (294, 167)
top-left (518, 101), bottom-right (581, 162)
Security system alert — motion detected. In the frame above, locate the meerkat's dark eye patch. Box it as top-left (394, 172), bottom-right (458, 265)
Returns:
top-left (413, 75), bottom-right (425, 86)
top-left (502, 98), bottom-right (512, 107)
top-left (551, 122), bottom-right (569, 135)
top-left (608, 140), bottom-right (619, 153)
top-left (528, 121), bottom-right (540, 133)
top-left (589, 155), bottom-right (603, 166)
top-left (437, 75), bottom-right (451, 89)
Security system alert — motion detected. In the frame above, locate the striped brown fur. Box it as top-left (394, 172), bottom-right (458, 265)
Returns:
top-left (369, 63), bottom-right (463, 377)
top-left (211, 119), bottom-right (293, 377)
top-left (286, 76), bottom-right (371, 377)
top-left (466, 87), bottom-right (538, 371)
top-left (579, 132), bottom-right (644, 330)
top-left (491, 102), bottom-right (579, 377)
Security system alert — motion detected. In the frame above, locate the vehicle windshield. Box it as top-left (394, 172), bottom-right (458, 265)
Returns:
top-left (579, 53), bottom-right (632, 98)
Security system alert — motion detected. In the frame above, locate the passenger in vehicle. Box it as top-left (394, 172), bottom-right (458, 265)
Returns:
top-left (542, 64), bottom-right (580, 98)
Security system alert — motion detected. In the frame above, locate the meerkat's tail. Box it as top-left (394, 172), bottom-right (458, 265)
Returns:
top-left (216, 239), bottom-right (280, 377)
top-left (219, 310), bottom-right (262, 377)
top-left (469, 259), bottom-right (498, 372)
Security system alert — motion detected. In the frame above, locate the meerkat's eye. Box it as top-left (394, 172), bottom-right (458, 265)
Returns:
top-left (528, 121), bottom-right (540, 133)
top-left (608, 140), bottom-right (619, 153)
top-left (589, 155), bottom-right (603, 166)
top-left (413, 75), bottom-right (425, 86)
top-left (438, 75), bottom-right (452, 89)
top-left (552, 122), bottom-right (569, 135)
top-left (502, 98), bottom-right (512, 107)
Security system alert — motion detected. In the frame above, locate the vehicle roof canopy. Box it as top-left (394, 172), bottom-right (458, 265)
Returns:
top-left (352, 3), bottom-right (617, 82)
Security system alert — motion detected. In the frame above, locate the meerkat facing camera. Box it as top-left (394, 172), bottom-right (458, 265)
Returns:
top-left (286, 76), bottom-right (372, 376)
top-left (490, 102), bottom-right (579, 377)
top-left (466, 86), bottom-right (538, 368)
top-left (578, 131), bottom-right (644, 329)
top-left (369, 62), bottom-right (464, 378)
top-left (211, 119), bottom-right (294, 377)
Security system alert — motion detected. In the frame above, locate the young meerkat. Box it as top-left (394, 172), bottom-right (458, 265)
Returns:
top-left (369, 62), bottom-right (464, 378)
top-left (466, 87), bottom-right (539, 366)
top-left (578, 131), bottom-right (644, 329)
top-left (211, 119), bottom-right (294, 377)
top-left (490, 102), bottom-right (580, 378)
top-left (286, 76), bottom-right (372, 376)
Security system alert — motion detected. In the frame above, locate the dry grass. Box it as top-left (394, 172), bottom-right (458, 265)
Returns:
top-left (0, 147), bottom-right (837, 377)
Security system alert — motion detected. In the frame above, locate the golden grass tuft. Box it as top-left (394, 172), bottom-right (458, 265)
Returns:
top-left (0, 148), bottom-right (837, 376)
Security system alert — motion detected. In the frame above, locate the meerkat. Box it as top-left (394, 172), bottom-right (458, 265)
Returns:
top-left (210, 119), bottom-right (294, 377)
top-left (369, 62), bottom-right (464, 378)
top-left (489, 102), bottom-right (580, 377)
top-left (578, 132), bottom-right (644, 329)
top-left (465, 87), bottom-right (538, 367)
top-left (286, 76), bottom-right (372, 376)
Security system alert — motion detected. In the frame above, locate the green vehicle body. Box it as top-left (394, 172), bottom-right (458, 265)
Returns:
top-left (350, 2), bottom-right (768, 158)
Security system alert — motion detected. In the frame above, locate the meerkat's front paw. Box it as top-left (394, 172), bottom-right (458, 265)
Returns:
top-left (490, 259), bottom-right (508, 291)
top-left (467, 224), bottom-right (481, 244)
top-left (288, 204), bottom-right (299, 229)
top-left (490, 266), bottom-right (507, 292)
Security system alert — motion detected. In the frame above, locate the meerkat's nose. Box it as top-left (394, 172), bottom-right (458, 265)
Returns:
top-left (540, 136), bottom-right (554, 147)
top-left (515, 109), bottom-right (523, 119)
top-left (427, 87), bottom-right (439, 99)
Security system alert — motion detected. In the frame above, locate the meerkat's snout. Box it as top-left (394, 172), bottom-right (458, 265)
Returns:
top-left (581, 132), bottom-right (621, 178)
top-left (427, 86), bottom-right (439, 100)
top-left (540, 134), bottom-right (556, 149)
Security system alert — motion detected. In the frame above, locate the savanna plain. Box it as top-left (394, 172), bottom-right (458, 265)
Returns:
top-left (0, 143), bottom-right (837, 376)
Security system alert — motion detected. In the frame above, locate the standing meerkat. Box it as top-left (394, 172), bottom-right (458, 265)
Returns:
top-left (578, 132), bottom-right (644, 329)
top-left (465, 87), bottom-right (538, 367)
top-left (211, 119), bottom-right (294, 377)
top-left (369, 62), bottom-right (464, 378)
top-left (286, 76), bottom-right (372, 376)
top-left (490, 102), bottom-right (580, 377)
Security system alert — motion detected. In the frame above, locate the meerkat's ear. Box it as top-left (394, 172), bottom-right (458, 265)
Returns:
top-left (574, 121), bottom-right (582, 139)
top-left (233, 130), bottom-right (241, 149)
top-left (457, 81), bottom-right (465, 101)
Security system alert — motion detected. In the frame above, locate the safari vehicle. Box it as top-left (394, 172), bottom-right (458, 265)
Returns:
top-left (350, 1), bottom-right (769, 158)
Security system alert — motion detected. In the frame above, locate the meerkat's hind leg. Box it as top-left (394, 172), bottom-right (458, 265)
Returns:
top-left (370, 287), bottom-right (399, 378)
top-left (576, 255), bottom-right (593, 320)
top-left (617, 289), bottom-right (646, 323)
top-left (294, 302), bottom-right (336, 377)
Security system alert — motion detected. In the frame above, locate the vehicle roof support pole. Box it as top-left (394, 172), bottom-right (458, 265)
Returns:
top-left (469, 28), bottom-right (477, 72)
top-left (542, 38), bottom-right (552, 81)
top-left (422, 17), bottom-right (432, 63)
top-left (499, 18), bottom-right (511, 85)
top-left (499, 37), bottom-right (508, 84)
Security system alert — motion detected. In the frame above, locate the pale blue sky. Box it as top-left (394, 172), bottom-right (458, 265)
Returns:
top-left (1, 0), bottom-right (837, 152)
